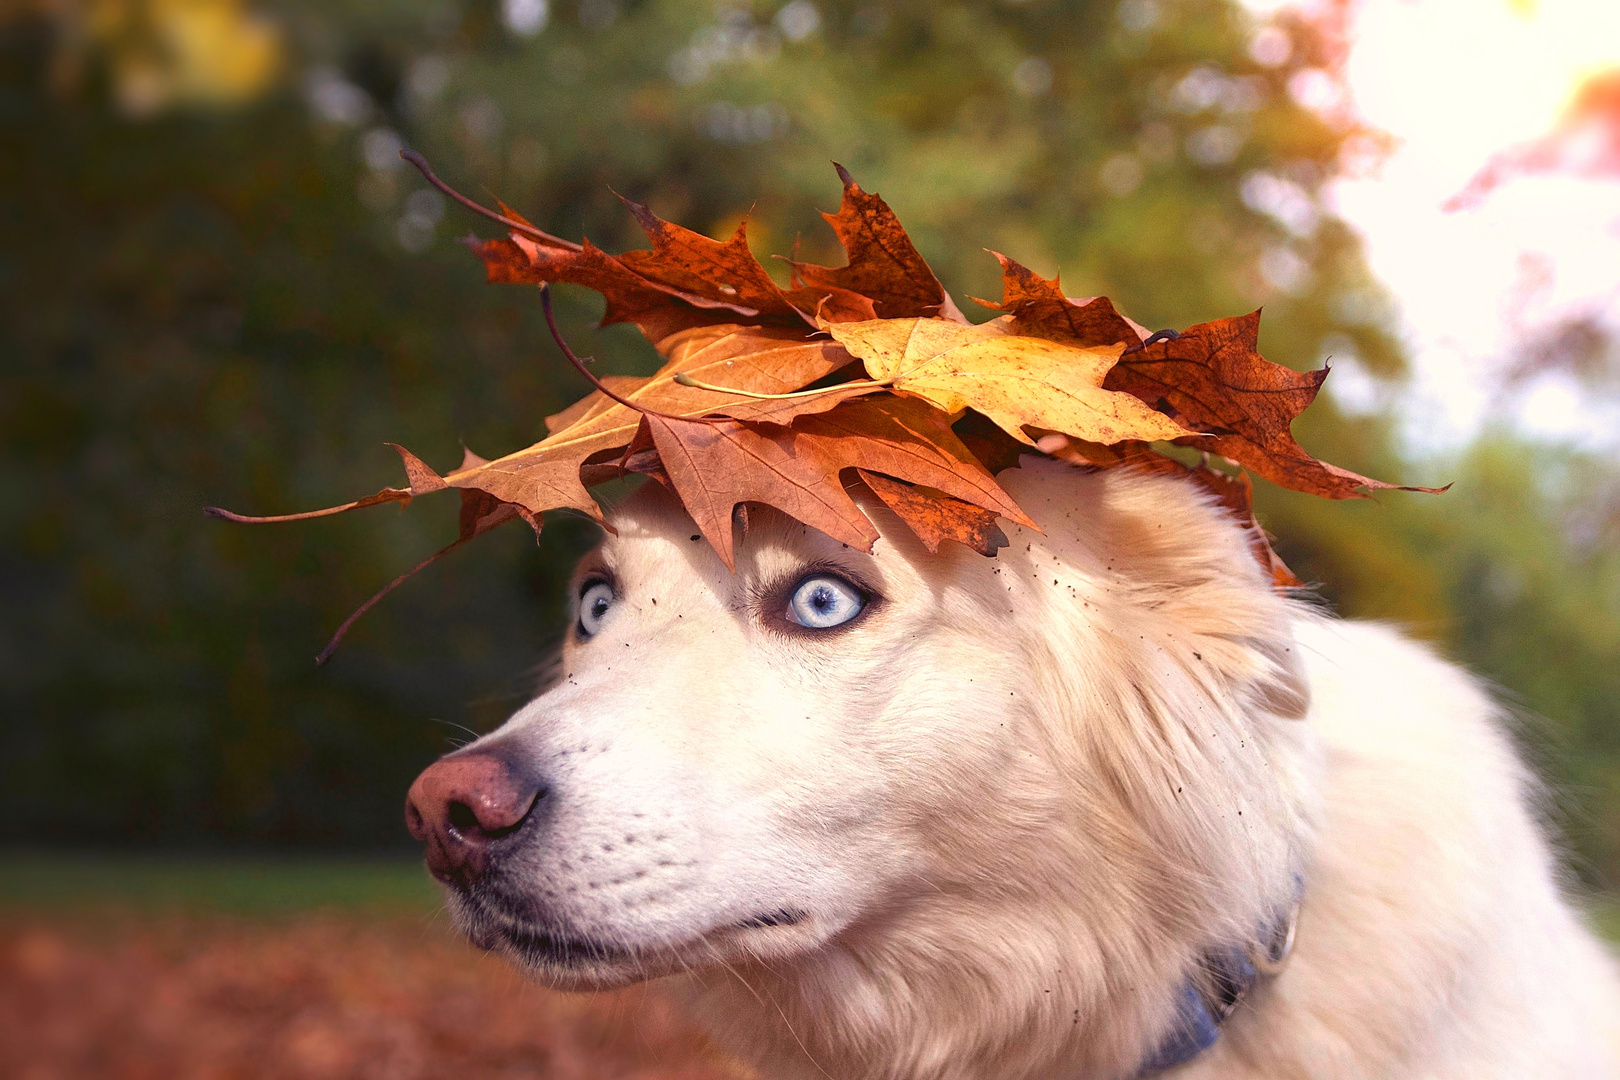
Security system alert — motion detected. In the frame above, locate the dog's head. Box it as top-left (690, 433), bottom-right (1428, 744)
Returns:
top-left (406, 458), bottom-right (1313, 1006)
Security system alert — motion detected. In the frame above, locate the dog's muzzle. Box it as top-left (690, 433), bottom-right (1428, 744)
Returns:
top-left (405, 749), bottom-right (547, 888)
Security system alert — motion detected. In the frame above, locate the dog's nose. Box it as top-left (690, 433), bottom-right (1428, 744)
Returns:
top-left (405, 750), bottom-right (545, 887)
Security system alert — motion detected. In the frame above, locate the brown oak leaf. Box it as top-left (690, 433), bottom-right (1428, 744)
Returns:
top-left (648, 396), bottom-right (1031, 569)
top-left (973, 253), bottom-right (1148, 347)
top-left (857, 470), bottom-right (1010, 556)
top-left (788, 164), bottom-right (966, 322)
top-left (1102, 312), bottom-right (1445, 498)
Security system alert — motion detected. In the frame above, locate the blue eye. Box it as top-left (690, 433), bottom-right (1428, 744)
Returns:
top-left (786, 575), bottom-right (865, 630)
top-left (578, 581), bottom-right (615, 638)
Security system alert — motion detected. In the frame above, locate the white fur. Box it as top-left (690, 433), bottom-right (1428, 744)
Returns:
top-left (454, 457), bottom-right (1620, 1078)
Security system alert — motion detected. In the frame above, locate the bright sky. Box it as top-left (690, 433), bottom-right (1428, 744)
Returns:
top-left (1270, 0), bottom-right (1620, 451)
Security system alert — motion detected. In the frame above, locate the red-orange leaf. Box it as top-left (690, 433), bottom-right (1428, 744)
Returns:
top-left (1102, 312), bottom-right (1443, 498)
top-left (790, 396), bottom-right (1035, 530)
top-left (974, 253), bottom-right (1148, 348)
top-left (645, 414), bottom-right (880, 570)
top-left (616, 201), bottom-right (810, 326)
top-left (858, 470), bottom-right (1010, 555)
top-left (790, 164), bottom-right (966, 322)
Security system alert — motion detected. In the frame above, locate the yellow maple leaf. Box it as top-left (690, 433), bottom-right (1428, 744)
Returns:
top-left (822, 315), bottom-right (1194, 446)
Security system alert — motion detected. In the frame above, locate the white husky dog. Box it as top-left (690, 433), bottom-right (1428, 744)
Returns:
top-left (405, 457), bottom-right (1620, 1079)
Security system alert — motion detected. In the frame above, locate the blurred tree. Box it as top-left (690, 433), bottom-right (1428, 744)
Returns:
top-left (4, 0), bottom-right (1617, 886)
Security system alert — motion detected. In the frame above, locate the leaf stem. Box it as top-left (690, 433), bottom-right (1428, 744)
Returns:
top-left (1121, 327), bottom-right (1182, 355)
top-left (540, 285), bottom-right (727, 426)
top-left (671, 373), bottom-right (891, 399)
top-left (400, 150), bottom-right (582, 253)
top-left (315, 539), bottom-right (465, 666)
top-left (541, 284), bottom-right (647, 410)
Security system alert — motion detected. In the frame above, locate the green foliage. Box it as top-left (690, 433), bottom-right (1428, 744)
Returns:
top-left (4, 0), bottom-right (1618, 886)
top-left (0, 854), bottom-right (438, 913)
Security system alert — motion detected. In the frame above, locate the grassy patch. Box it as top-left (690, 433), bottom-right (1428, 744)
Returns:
top-left (0, 852), bottom-right (439, 915)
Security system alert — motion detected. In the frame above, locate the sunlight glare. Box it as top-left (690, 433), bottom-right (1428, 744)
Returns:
top-left (1313, 0), bottom-right (1620, 450)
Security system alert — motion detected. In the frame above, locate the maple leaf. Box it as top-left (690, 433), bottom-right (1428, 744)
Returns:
top-left (486, 233), bottom-right (758, 343)
top-left (1102, 312), bottom-right (1446, 498)
top-left (857, 470), bottom-right (1010, 556)
top-left (822, 315), bottom-right (1194, 447)
top-left (789, 164), bottom-right (966, 322)
top-left (647, 395), bottom-right (1032, 569)
top-left (644, 414), bottom-right (878, 567)
top-left (974, 253), bottom-right (1149, 347)
top-left (453, 158), bottom-right (932, 341)
top-left (617, 200), bottom-right (881, 325)
top-left (792, 396), bottom-right (1033, 526)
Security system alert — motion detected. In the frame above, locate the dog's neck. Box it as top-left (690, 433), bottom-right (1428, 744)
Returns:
top-left (675, 856), bottom-right (1309, 1080)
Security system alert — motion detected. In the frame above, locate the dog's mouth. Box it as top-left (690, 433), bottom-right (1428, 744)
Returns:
top-left (735, 908), bottom-right (805, 930)
top-left (499, 908), bottom-right (804, 965)
top-left (459, 890), bottom-right (812, 984)
top-left (499, 920), bottom-right (628, 966)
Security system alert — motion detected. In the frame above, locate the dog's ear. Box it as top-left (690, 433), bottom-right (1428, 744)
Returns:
top-left (1089, 466), bottom-right (1312, 722)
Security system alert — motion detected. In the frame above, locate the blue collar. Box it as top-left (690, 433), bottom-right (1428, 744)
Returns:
top-left (1135, 899), bottom-right (1299, 1076)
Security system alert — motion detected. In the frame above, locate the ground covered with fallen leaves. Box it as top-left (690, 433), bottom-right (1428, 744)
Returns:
top-left (1, 912), bottom-right (752, 1080)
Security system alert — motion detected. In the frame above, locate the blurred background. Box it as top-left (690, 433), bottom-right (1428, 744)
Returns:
top-left (5, 0), bottom-right (1620, 1074)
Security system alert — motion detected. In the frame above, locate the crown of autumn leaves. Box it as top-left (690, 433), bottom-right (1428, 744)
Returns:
top-left (208, 153), bottom-right (1441, 663)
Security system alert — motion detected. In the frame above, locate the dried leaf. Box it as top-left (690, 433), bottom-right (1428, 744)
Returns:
top-left (857, 470), bottom-right (1010, 555)
top-left (1102, 312), bottom-right (1444, 498)
top-left (644, 415), bottom-right (879, 569)
top-left (790, 396), bottom-right (1034, 529)
top-left (544, 326), bottom-right (855, 432)
top-left (824, 316), bottom-right (1194, 446)
top-left (220, 156), bottom-right (1447, 659)
top-left (470, 164), bottom-right (958, 338)
top-left (974, 253), bottom-right (1148, 347)
top-left (789, 165), bottom-right (966, 322)
top-left (648, 396), bottom-right (1031, 570)
top-left (616, 201), bottom-right (811, 324)
top-left (469, 234), bottom-right (754, 343)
